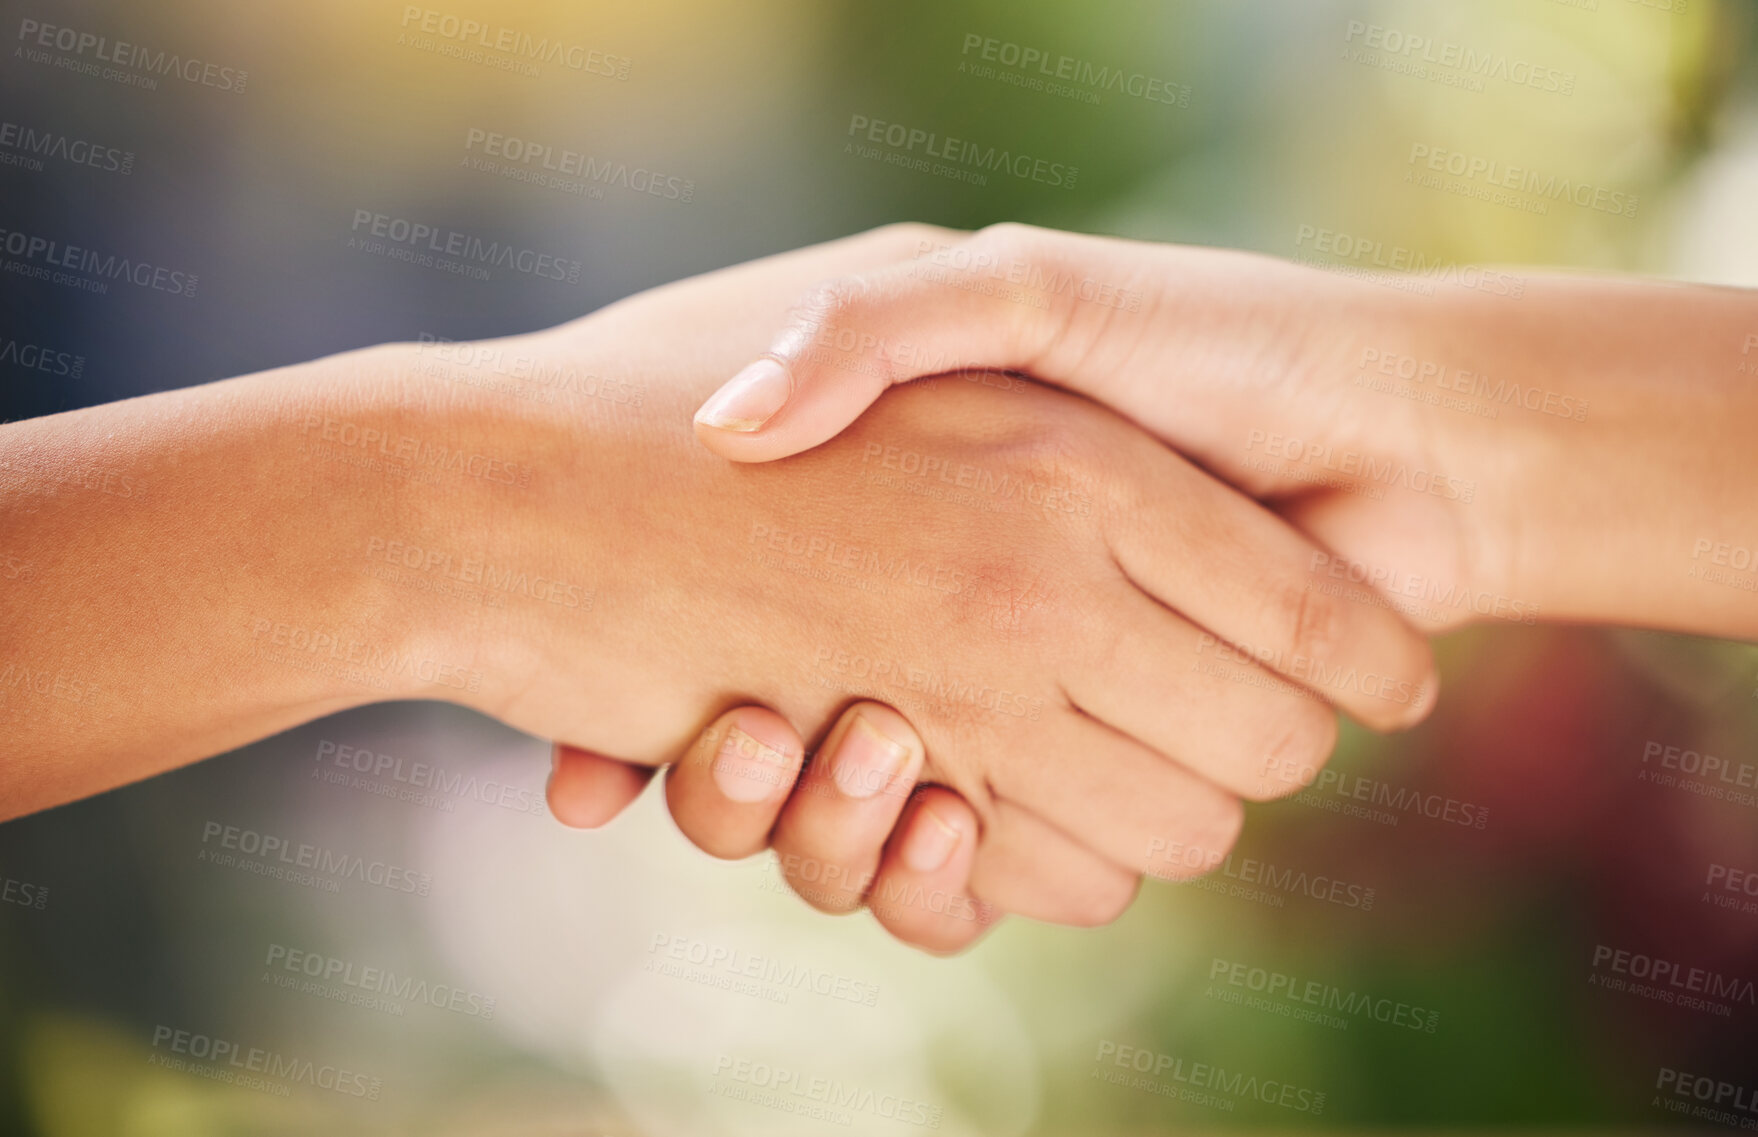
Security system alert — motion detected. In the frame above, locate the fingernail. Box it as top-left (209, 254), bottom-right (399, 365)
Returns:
top-left (694, 358), bottom-right (792, 432)
top-left (902, 804), bottom-right (961, 873)
top-left (710, 725), bottom-right (790, 803)
top-left (830, 713), bottom-right (911, 800)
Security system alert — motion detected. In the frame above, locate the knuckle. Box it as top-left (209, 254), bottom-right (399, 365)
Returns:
top-left (779, 276), bottom-right (889, 377)
top-left (994, 414), bottom-right (1107, 485)
top-left (872, 220), bottom-right (958, 254)
top-left (971, 220), bottom-right (1041, 254)
top-left (793, 275), bottom-right (877, 327)
top-left (1248, 699), bottom-right (1339, 801)
top-left (944, 553), bottom-right (1064, 638)
top-left (1276, 577), bottom-right (1345, 668)
top-left (1144, 798), bottom-right (1244, 883)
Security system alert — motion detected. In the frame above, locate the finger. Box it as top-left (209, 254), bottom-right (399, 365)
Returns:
top-left (692, 225), bottom-right (1071, 459)
top-left (771, 701), bottom-right (924, 915)
top-left (1062, 590), bottom-right (1340, 801)
top-left (987, 709), bottom-right (1246, 880)
top-left (1104, 448), bottom-right (1437, 730)
top-left (967, 798), bottom-right (1140, 926)
top-left (868, 787), bottom-right (999, 954)
top-left (547, 743), bottom-right (657, 829)
top-left (664, 706), bottom-right (805, 860)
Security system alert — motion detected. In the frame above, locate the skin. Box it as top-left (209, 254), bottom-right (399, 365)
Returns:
top-left (691, 223), bottom-right (1758, 641)
top-left (568, 222), bottom-right (1758, 949)
top-left (0, 225), bottom-right (1435, 952)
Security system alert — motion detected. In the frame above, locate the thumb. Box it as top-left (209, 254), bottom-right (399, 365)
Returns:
top-left (692, 227), bottom-right (1061, 462)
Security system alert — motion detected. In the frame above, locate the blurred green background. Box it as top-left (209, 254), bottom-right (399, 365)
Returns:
top-left (3, 0), bottom-right (1758, 1132)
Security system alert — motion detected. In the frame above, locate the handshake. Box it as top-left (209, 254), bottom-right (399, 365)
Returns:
top-left (7, 222), bottom-right (1752, 954)
top-left (515, 221), bottom-right (1557, 952)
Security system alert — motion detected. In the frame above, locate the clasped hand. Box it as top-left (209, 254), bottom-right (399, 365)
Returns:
top-left (528, 223), bottom-right (1438, 952)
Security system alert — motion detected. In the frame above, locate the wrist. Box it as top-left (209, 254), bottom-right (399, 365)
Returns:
top-left (367, 326), bottom-right (685, 731)
top-left (253, 342), bottom-right (484, 710)
top-left (1418, 275), bottom-right (1758, 635)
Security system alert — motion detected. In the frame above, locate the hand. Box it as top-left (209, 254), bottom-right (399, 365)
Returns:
top-left (551, 702), bottom-right (995, 954)
top-left (689, 223), bottom-right (1758, 641)
top-left (490, 224), bottom-right (1431, 941)
top-left (0, 224), bottom-right (1434, 949)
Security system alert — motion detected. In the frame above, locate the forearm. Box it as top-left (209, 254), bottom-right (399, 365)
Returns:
top-left (0, 224), bottom-right (987, 821)
top-left (1416, 275), bottom-right (1758, 638)
top-left (0, 344), bottom-right (472, 818)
